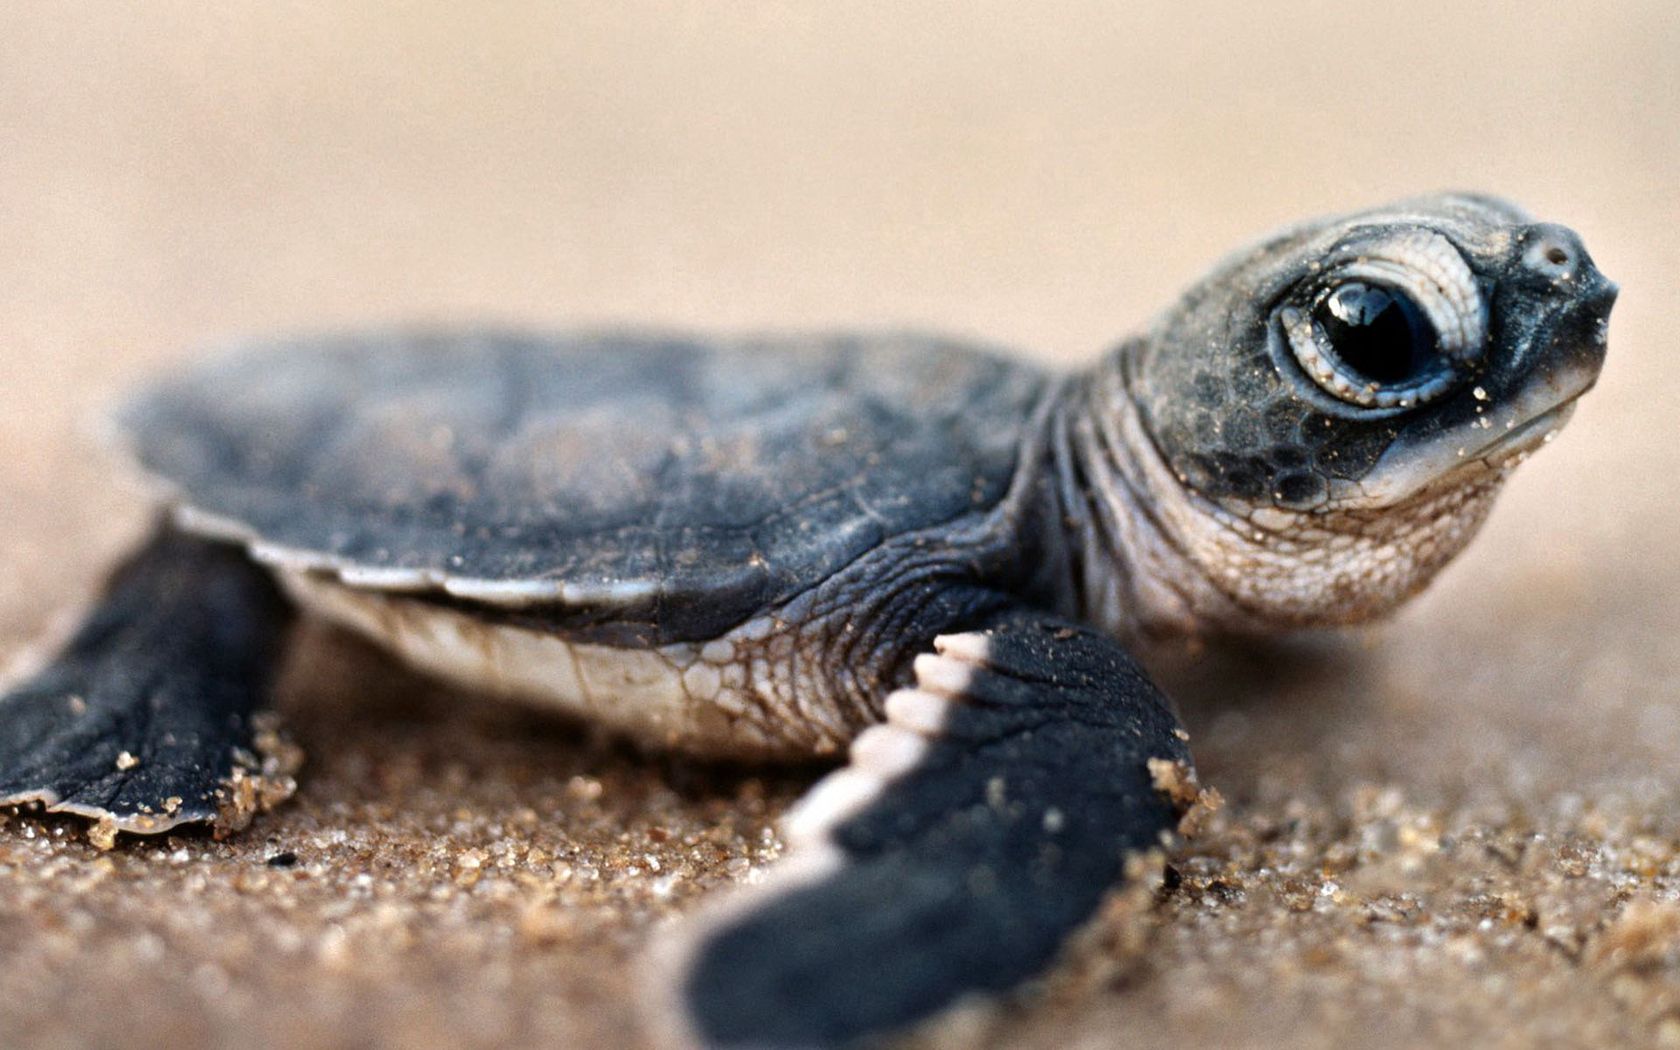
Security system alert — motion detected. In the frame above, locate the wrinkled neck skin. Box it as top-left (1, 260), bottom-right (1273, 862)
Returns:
top-left (1053, 342), bottom-right (1506, 642)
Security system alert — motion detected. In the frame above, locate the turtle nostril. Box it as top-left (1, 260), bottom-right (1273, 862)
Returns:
top-left (1522, 224), bottom-right (1585, 280)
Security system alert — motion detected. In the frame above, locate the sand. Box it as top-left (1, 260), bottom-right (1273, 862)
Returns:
top-left (2, 4), bottom-right (1678, 1048)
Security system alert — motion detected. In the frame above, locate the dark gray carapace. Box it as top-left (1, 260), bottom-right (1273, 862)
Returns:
top-left (123, 331), bottom-right (1046, 645)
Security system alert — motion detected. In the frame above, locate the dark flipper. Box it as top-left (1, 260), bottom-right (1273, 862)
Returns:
top-left (678, 606), bottom-right (1194, 1048)
top-left (0, 528), bottom-right (294, 836)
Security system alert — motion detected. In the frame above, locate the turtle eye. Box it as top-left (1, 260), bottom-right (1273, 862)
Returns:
top-left (1315, 283), bottom-right (1437, 385)
top-left (1283, 281), bottom-right (1458, 409)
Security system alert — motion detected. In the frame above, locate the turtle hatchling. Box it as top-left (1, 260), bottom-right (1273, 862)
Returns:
top-left (0, 194), bottom-right (1615, 1047)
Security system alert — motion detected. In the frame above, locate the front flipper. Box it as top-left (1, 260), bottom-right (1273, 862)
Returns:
top-left (0, 528), bottom-right (294, 839)
top-left (676, 608), bottom-right (1194, 1048)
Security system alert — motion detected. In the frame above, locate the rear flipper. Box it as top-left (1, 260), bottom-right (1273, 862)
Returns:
top-left (674, 606), bottom-right (1197, 1048)
top-left (0, 527), bottom-right (295, 840)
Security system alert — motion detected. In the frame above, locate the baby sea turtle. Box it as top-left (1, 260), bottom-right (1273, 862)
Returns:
top-left (0, 194), bottom-right (1614, 1048)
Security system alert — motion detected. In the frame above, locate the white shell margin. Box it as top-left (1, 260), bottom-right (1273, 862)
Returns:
top-left (170, 502), bottom-right (651, 610)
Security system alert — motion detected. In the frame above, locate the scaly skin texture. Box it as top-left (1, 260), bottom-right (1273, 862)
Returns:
top-left (1055, 193), bottom-right (1613, 640)
top-left (1057, 352), bottom-right (1505, 637)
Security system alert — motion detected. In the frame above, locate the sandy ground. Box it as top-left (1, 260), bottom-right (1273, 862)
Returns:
top-left (2, 4), bottom-right (1678, 1048)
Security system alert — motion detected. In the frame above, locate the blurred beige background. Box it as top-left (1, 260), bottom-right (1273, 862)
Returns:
top-left (1, 4), bottom-right (1677, 1049)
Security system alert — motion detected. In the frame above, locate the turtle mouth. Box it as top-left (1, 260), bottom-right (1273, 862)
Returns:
top-left (1466, 398), bottom-right (1577, 466)
top-left (1332, 363), bottom-right (1598, 509)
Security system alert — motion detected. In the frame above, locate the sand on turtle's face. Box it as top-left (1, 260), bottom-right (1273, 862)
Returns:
top-left (1, 5), bottom-right (1677, 1048)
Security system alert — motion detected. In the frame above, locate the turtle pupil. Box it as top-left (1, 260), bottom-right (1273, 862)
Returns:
top-left (1314, 282), bottom-right (1436, 386)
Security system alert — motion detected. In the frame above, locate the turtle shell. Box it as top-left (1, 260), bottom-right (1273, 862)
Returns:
top-left (122, 328), bottom-right (1048, 642)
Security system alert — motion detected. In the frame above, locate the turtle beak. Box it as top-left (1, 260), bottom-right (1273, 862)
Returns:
top-left (1500, 223), bottom-right (1616, 384)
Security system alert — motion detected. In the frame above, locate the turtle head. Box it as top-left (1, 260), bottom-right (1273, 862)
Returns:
top-left (1094, 194), bottom-right (1616, 631)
